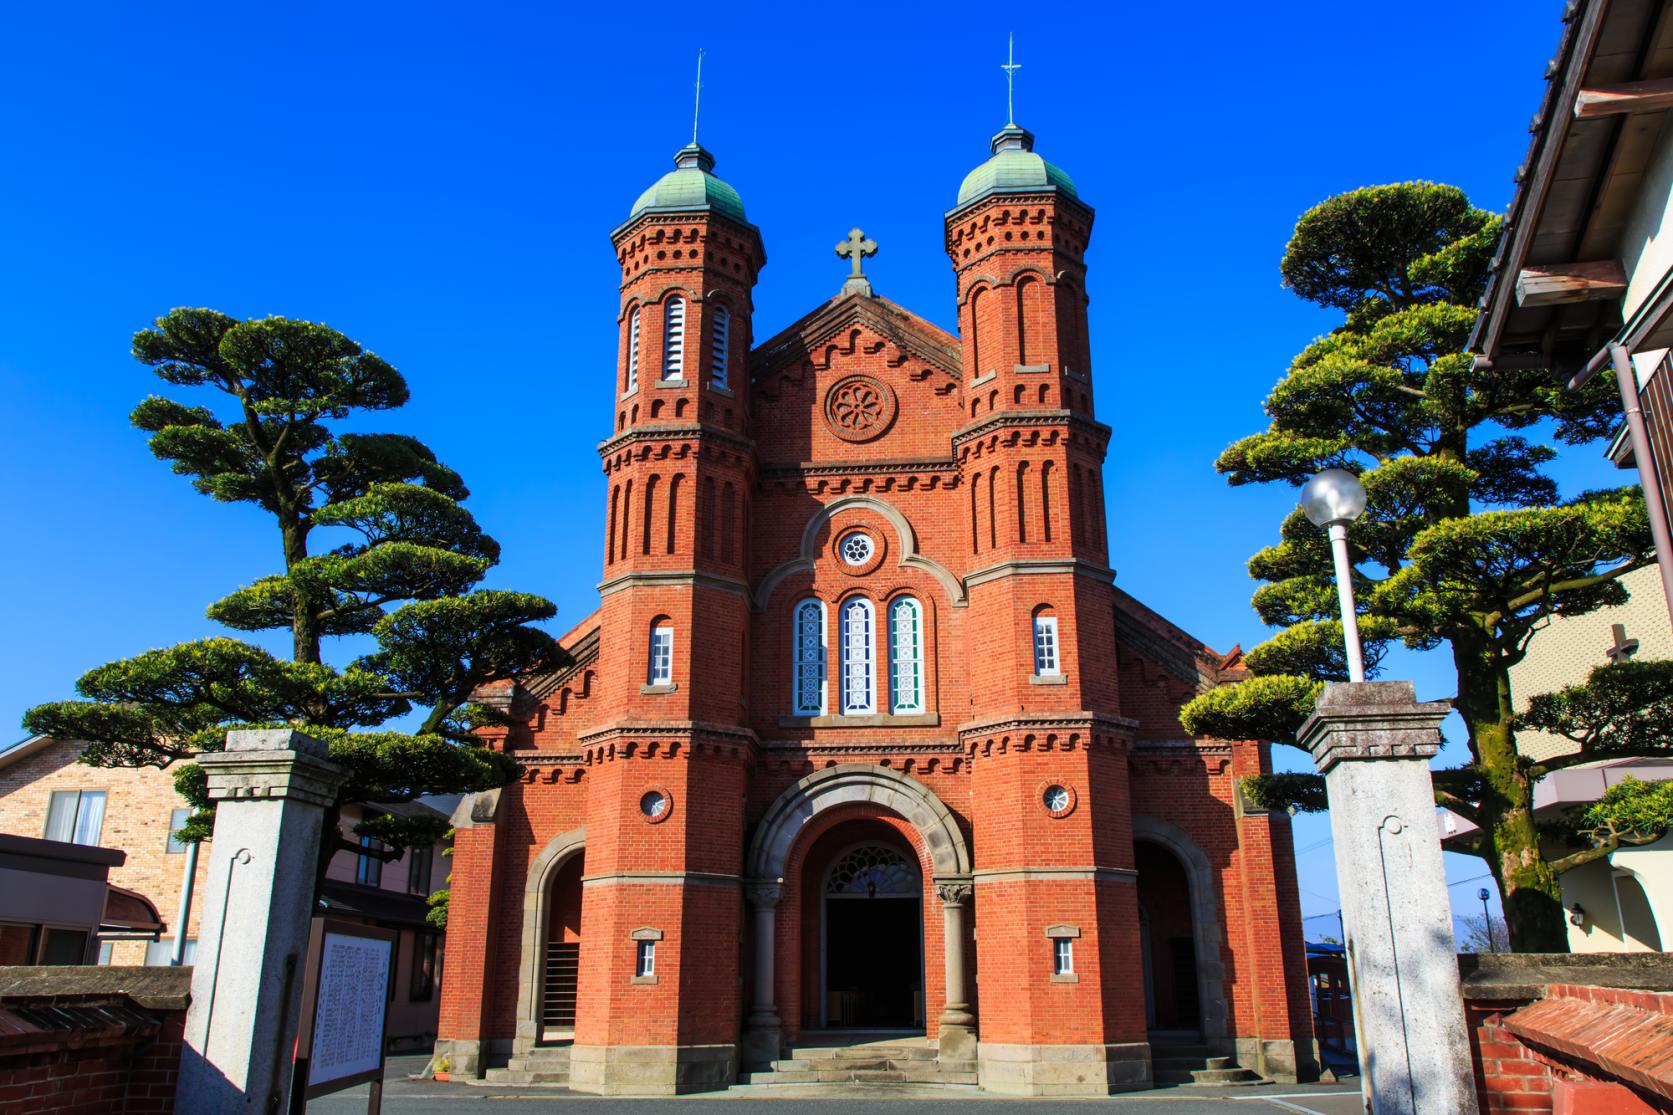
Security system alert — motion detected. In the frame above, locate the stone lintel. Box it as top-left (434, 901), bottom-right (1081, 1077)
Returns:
top-left (195, 740), bottom-right (347, 808)
top-left (1296, 680), bottom-right (1450, 773)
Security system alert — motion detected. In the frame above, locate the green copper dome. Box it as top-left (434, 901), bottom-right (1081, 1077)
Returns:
top-left (955, 124), bottom-right (1077, 208)
top-left (628, 142), bottom-right (746, 222)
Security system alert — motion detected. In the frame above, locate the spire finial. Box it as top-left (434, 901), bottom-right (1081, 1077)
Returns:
top-left (1001, 33), bottom-right (1021, 125)
top-left (692, 48), bottom-right (705, 145)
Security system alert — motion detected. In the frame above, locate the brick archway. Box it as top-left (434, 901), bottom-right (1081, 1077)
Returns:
top-left (1132, 815), bottom-right (1227, 1041)
top-left (513, 826), bottom-right (585, 1056)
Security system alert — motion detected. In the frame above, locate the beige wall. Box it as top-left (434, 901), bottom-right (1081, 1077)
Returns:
top-left (1508, 565), bottom-right (1672, 762)
top-left (1619, 113), bottom-right (1673, 324)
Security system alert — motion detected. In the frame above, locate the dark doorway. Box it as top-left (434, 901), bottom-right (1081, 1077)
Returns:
top-left (824, 897), bottom-right (921, 1027)
top-left (541, 851), bottom-right (584, 1042)
top-left (1136, 840), bottom-right (1202, 1033)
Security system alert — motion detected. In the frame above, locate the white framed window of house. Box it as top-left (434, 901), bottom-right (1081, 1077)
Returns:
top-left (1033, 610), bottom-right (1061, 676)
top-left (625, 305), bottom-right (641, 394)
top-left (166, 808), bottom-right (192, 854)
top-left (792, 598), bottom-right (827, 715)
top-left (648, 623), bottom-right (674, 686)
top-left (888, 596), bottom-right (925, 715)
top-left (661, 296), bottom-right (686, 381)
top-left (44, 789), bottom-right (106, 846)
top-left (840, 596), bottom-right (877, 715)
top-left (710, 304), bottom-right (730, 388)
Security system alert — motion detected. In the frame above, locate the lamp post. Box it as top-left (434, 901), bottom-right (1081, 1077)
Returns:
top-left (1478, 888), bottom-right (1494, 952)
top-left (1300, 468), bottom-right (1369, 683)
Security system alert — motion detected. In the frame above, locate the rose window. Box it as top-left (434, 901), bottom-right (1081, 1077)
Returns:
top-left (1043, 785), bottom-right (1072, 813)
top-left (822, 375), bottom-right (897, 442)
top-left (640, 791), bottom-right (669, 820)
top-left (839, 532), bottom-right (875, 566)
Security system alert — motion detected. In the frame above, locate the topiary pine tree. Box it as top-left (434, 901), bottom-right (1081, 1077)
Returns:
top-left (23, 308), bottom-right (562, 885)
top-left (1178, 183), bottom-right (1657, 952)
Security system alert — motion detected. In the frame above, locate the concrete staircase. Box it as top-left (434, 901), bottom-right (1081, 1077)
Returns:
top-left (740, 1033), bottom-right (976, 1087)
top-left (474, 1042), bottom-right (571, 1087)
top-left (1150, 1041), bottom-right (1267, 1088)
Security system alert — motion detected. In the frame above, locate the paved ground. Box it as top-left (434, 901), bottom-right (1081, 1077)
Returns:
top-left (306, 1057), bottom-right (1368, 1114)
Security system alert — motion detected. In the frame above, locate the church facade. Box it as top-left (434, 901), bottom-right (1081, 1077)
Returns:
top-left (434, 118), bottom-right (1315, 1096)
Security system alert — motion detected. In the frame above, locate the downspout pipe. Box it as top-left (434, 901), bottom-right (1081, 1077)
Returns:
top-left (1607, 342), bottom-right (1673, 631)
top-left (170, 838), bottom-right (199, 965)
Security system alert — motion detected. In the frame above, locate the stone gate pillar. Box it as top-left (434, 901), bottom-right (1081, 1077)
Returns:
top-left (1297, 681), bottom-right (1479, 1115)
top-left (175, 729), bottom-right (346, 1115)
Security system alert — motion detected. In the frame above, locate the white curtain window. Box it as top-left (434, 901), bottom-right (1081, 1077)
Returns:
top-left (710, 305), bottom-right (730, 388)
top-left (625, 306), bottom-right (641, 393)
top-left (840, 597), bottom-right (877, 715)
top-left (649, 625), bottom-right (674, 685)
top-left (662, 296), bottom-right (686, 380)
top-left (888, 597), bottom-right (925, 714)
top-left (44, 789), bottom-right (106, 846)
top-left (1034, 614), bottom-right (1060, 676)
top-left (792, 599), bottom-right (826, 715)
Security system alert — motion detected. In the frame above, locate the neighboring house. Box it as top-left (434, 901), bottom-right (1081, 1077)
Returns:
top-left (1439, 566), bottom-right (1673, 952)
top-left (0, 735), bottom-right (451, 1050)
top-left (1469, 0), bottom-right (1673, 632)
top-left (0, 832), bottom-right (163, 964)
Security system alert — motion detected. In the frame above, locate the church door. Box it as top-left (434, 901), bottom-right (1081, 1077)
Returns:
top-left (821, 844), bottom-right (924, 1029)
top-left (541, 852), bottom-right (584, 1042)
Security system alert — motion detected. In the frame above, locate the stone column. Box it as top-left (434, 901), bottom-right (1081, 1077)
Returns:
top-left (739, 882), bottom-right (782, 1068)
top-left (935, 878), bottom-right (976, 1064)
top-left (1296, 681), bottom-right (1479, 1115)
top-left (174, 729), bottom-right (346, 1115)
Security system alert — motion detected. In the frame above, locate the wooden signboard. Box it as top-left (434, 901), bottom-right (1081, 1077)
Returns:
top-left (290, 917), bottom-right (396, 1114)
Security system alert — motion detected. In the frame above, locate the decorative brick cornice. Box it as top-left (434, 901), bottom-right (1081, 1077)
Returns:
top-left (597, 569), bottom-right (750, 599)
top-left (597, 422), bottom-right (755, 460)
top-left (964, 557), bottom-right (1114, 590)
top-left (958, 713), bottom-right (1137, 758)
top-left (951, 410), bottom-right (1111, 450)
top-left (758, 457), bottom-right (958, 480)
top-left (575, 721), bottom-right (758, 766)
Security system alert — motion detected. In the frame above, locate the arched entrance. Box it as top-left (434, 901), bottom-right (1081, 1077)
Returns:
top-left (513, 827), bottom-right (586, 1056)
top-left (1132, 815), bottom-right (1228, 1042)
top-left (815, 833), bottom-right (924, 1029)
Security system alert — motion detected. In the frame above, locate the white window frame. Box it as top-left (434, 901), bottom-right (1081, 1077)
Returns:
top-left (792, 599), bottom-right (827, 715)
top-left (636, 939), bottom-right (656, 978)
top-left (649, 624), bottom-right (674, 686)
top-left (888, 596), bottom-right (925, 715)
top-left (661, 296), bottom-right (686, 381)
top-left (1033, 613), bottom-right (1061, 676)
top-left (166, 808), bottom-right (191, 854)
top-left (625, 305), bottom-right (641, 394)
top-left (710, 304), bottom-right (730, 388)
top-left (44, 789), bottom-right (106, 846)
top-left (840, 596), bottom-right (877, 715)
top-left (1053, 937), bottom-right (1074, 976)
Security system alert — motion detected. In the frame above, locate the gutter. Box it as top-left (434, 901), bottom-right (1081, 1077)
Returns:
top-left (1606, 342), bottom-right (1673, 631)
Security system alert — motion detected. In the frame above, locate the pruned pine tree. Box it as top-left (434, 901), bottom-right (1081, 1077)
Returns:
top-left (24, 309), bottom-right (561, 886)
top-left (1178, 184), bottom-right (1657, 952)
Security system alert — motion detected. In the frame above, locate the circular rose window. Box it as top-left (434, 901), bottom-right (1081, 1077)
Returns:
top-left (1040, 783), bottom-right (1077, 818)
top-left (823, 375), bottom-right (897, 443)
top-left (640, 790), bottom-right (671, 823)
top-left (839, 532), bottom-right (875, 566)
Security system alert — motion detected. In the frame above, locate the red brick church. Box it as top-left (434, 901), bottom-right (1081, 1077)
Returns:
top-left (434, 114), bottom-right (1315, 1095)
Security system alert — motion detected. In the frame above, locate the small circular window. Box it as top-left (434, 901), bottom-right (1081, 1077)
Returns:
top-left (640, 790), bottom-right (670, 822)
top-left (839, 532), bottom-right (875, 566)
top-left (1040, 784), bottom-right (1076, 818)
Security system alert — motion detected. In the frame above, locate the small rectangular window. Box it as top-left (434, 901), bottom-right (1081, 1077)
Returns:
top-left (649, 625), bottom-right (674, 686)
top-left (1033, 615), bottom-right (1060, 676)
top-left (166, 808), bottom-right (192, 854)
top-left (1053, 938), bottom-right (1073, 976)
top-left (410, 934), bottom-right (438, 1001)
top-left (636, 939), bottom-right (656, 978)
top-left (357, 836), bottom-right (384, 887)
top-left (407, 844), bottom-right (434, 895)
top-left (45, 790), bottom-right (106, 846)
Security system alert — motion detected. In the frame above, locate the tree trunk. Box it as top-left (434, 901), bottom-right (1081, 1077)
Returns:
top-left (282, 519), bottom-right (322, 665)
top-left (1452, 630), bottom-right (1568, 952)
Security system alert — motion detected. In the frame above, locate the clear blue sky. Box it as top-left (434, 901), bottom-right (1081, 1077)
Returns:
top-left (0, 2), bottom-right (1606, 932)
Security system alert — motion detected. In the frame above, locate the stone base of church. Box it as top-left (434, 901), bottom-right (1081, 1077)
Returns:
top-left (567, 1043), bottom-right (738, 1095)
top-left (976, 1041), bottom-right (1152, 1095)
top-left (432, 1037), bottom-right (510, 1079)
top-left (1234, 1036), bottom-right (1309, 1084)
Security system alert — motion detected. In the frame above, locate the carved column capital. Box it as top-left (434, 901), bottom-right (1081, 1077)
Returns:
top-left (745, 880), bottom-right (784, 908)
top-left (934, 878), bottom-right (974, 907)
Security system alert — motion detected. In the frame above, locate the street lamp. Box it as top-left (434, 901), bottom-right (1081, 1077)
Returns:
top-left (1301, 469), bottom-right (1369, 683)
top-left (1478, 887), bottom-right (1494, 952)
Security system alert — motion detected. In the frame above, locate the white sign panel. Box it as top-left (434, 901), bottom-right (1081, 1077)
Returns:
top-left (307, 931), bottom-right (393, 1087)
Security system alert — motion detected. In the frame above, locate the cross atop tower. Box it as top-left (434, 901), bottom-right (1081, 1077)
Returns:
top-left (1606, 622), bottom-right (1641, 664)
top-left (1001, 34), bottom-right (1021, 126)
top-left (835, 227), bottom-right (877, 296)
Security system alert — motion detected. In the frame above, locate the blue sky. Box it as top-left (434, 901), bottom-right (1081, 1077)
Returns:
top-left (0, 2), bottom-right (1606, 933)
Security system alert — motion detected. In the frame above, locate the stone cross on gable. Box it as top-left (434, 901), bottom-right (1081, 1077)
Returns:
top-left (836, 227), bottom-right (877, 296)
top-left (1606, 622), bottom-right (1641, 664)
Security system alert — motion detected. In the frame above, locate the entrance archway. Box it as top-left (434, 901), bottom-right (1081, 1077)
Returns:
top-left (513, 827), bottom-right (586, 1055)
top-left (817, 836), bottom-right (924, 1029)
top-left (1132, 815), bottom-right (1228, 1041)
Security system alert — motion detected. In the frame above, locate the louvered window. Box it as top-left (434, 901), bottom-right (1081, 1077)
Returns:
top-left (661, 297), bottom-right (685, 381)
top-left (625, 306), bottom-right (640, 393)
top-left (710, 305), bottom-right (730, 388)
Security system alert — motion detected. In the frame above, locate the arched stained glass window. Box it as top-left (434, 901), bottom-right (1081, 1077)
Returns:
top-left (792, 599), bottom-right (826, 715)
top-left (825, 844), bottom-right (919, 897)
top-left (888, 597), bottom-right (924, 715)
top-left (710, 305), bottom-right (730, 389)
top-left (840, 597), bottom-right (876, 715)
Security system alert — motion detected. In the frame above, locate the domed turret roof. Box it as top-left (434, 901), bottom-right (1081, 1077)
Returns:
top-left (955, 124), bottom-right (1076, 208)
top-left (628, 142), bottom-right (746, 223)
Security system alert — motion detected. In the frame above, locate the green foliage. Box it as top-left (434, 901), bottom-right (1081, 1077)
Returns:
top-left (24, 309), bottom-right (565, 864)
top-left (1520, 660), bottom-right (1673, 757)
top-left (1241, 772), bottom-right (1327, 813)
top-left (1574, 776), bottom-right (1673, 845)
top-left (426, 888), bottom-right (449, 930)
top-left (1190, 182), bottom-right (1653, 951)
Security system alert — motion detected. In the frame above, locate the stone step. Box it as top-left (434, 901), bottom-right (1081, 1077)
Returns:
top-left (1204, 1056), bottom-right (1236, 1070)
top-left (789, 1045), bottom-right (937, 1061)
top-left (1187, 1067), bottom-right (1268, 1087)
top-left (474, 1069), bottom-right (571, 1086)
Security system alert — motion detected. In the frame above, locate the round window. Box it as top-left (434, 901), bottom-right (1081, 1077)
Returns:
top-left (1042, 784), bottom-right (1077, 817)
top-left (839, 532), bottom-right (875, 566)
top-left (640, 791), bottom-right (669, 820)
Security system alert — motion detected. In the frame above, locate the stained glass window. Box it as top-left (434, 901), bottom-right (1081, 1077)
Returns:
top-left (793, 599), bottom-right (825, 715)
top-left (825, 844), bottom-right (919, 897)
top-left (888, 597), bottom-right (924, 714)
top-left (840, 596), bottom-right (875, 715)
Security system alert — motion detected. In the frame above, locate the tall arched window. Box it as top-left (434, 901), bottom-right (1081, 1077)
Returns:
top-left (970, 470), bottom-right (984, 553)
top-left (607, 484), bottom-right (619, 564)
top-left (1017, 461), bottom-right (1031, 543)
top-left (641, 474), bottom-right (659, 555)
top-left (662, 296), bottom-right (686, 381)
top-left (1040, 461), bottom-right (1055, 542)
top-left (840, 596), bottom-right (876, 715)
top-left (968, 286), bottom-right (986, 375)
top-left (792, 599), bottom-right (826, 715)
top-left (625, 306), bottom-right (641, 394)
top-left (1033, 607), bottom-right (1061, 677)
top-left (619, 479), bottom-right (633, 559)
top-left (721, 482), bottom-right (736, 562)
top-left (665, 474), bottom-right (682, 555)
top-left (888, 597), bottom-right (925, 715)
top-left (648, 619), bottom-right (674, 686)
top-left (710, 304), bottom-right (730, 389)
